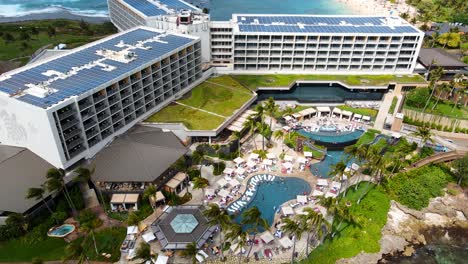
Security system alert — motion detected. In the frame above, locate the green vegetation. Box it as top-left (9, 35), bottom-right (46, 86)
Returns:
top-left (355, 129), bottom-right (380, 146)
top-left (72, 227), bottom-right (126, 262)
top-left (0, 20), bottom-right (117, 62)
top-left (337, 105), bottom-right (378, 118)
top-left (389, 96), bottom-right (398, 114)
top-left (404, 87), bottom-right (468, 119)
top-left (406, 0), bottom-right (468, 24)
top-left (146, 76), bottom-right (254, 130)
top-left (383, 165), bottom-right (452, 210)
top-left (303, 144), bottom-right (325, 160)
top-left (304, 185), bottom-right (390, 264)
top-left (145, 103), bottom-right (225, 130)
top-left (232, 74), bottom-right (425, 90)
top-left (179, 76), bottom-right (253, 116)
top-left (0, 237), bottom-right (67, 262)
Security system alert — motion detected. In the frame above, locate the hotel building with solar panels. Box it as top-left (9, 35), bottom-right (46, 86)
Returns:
top-left (107, 0), bottom-right (424, 74)
top-left (0, 27), bottom-right (202, 169)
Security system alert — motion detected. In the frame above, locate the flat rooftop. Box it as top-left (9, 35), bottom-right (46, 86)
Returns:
top-left (0, 27), bottom-right (197, 109)
top-left (232, 14), bottom-right (421, 34)
top-left (121, 0), bottom-right (199, 17)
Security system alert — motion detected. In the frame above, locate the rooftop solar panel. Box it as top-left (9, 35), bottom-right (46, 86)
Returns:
top-left (122, 0), bottom-right (197, 17)
top-left (0, 28), bottom-right (196, 109)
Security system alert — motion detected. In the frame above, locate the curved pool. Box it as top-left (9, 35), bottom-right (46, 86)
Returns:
top-left (47, 224), bottom-right (75, 237)
top-left (227, 175), bottom-right (311, 226)
top-left (299, 129), bottom-right (364, 145)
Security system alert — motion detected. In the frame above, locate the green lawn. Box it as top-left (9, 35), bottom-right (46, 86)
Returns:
top-left (232, 74), bottom-right (426, 90)
top-left (355, 129), bottom-right (380, 146)
top-left (389, 96), bottom-right (398, 115)
top-left (0, 237), bottom-right (67, 262)
top-left (146, 103), bottom-right (226, 130)
top-left (75, 227), bottom-right (126, 262)
top-left (404, 102), bottom-right (468, 120)
top-left (0, 20), bottom-right (116, 61)
top-left (179, 76), bottom-right (254, 116)
top-left (303, 184), bottom-right (391, 264)
top-left (337, 105), bottom-right (378, 118)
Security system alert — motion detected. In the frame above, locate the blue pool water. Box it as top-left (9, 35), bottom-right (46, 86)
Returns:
top-left (234, 177), bottom-right (311, 227)
top-left (49, 224), bottom-right (74, 236)
top-left (299, 129), bottom-right (364, 144)
top-left (310, 150), bottom-right (349, 178)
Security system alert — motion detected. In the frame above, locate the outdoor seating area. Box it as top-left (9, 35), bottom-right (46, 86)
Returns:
top-left (97, 181), bottom-right (146, 192)
top-left (110, 193), bottom-right (139, 211)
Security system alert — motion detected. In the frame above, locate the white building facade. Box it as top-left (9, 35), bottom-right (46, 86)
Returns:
top-left (0, 27), bottom-right (202, 169)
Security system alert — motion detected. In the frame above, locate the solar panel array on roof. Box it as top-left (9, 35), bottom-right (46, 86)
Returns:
top-left (238, 25), bottom-right (419, 34)
top-left (0, 28), bottom-right (195, 109)
top-left (123, 0), bottom-right (197, 17)
top-left (236, 15), bottom-right (387, 26)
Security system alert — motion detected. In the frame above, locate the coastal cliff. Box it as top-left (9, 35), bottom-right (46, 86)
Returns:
top-left (337, 185), bottom-right (468, 264)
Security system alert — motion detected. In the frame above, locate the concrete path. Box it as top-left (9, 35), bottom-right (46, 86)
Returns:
top-left (373, 91), bottom-right (395, 130)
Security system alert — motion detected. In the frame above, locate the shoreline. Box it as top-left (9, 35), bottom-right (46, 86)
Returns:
top-left (0, 10), bottom-right (109, 24)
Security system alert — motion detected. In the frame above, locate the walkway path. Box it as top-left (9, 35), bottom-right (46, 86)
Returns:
top-left (175, 101), bottom-right (227, 118)
top-left (373, 90), bottom-right (395, 130)
top-left (205, 80), bottom-right (254, 95)
top-left (410, 149), bottom-right (467, 169)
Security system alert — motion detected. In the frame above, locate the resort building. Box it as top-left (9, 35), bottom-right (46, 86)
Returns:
top-left (108, 1), bottom-right (424, 74)
top-left (0, 27), bottom-right (203, 169)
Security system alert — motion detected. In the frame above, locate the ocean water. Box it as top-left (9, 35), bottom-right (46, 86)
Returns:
top-left (0, 0), bottom-right (352, 19)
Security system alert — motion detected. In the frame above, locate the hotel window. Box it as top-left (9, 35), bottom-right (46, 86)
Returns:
top-left (368, 36), bottom-right (378, 42)
top-left (356, 36), bottom-right (366, 41)
top-left (344, 36), bottom-right (354, 42)
top-left (319, 44), bottom-right (329, 49)
top-left (308, 36), bottom-right (318, 41)
top-left (320, 36), bottom-right (330, 41)
top-left (332, 36), bottom-right (342, 42)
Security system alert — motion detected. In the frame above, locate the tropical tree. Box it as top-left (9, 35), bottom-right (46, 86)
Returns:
top-left (243, 116), bottom-right (258, 150)
top-left (133, 242), bottom-right (154, 263)
top-left (423, 66), bottom-right (444, 113)
top-left (225, 223), bottom-right (248, 263)
top-left (63, 240), bottom-right (89, 264)
top-left (400, 12), bottom-right (409, 20)
top-left (240, 206), bottom-right (268, 261)
top-left (298, 208), bottom-right (322, 256)
top-left (453, 154), bottom-right (468, 186)
top-left (273, 129), bottom-right (285, 152)
top-left (254, 104), bottom-right (266, 150)
top-left (437, 32), bottom-right (461, 48)
top-left (192, 177), bottom-right (209, 193)
top-left (80, 223), bottom-right (99, 255)
top-left (411, 126), bottom-right (434, 148)
top-left (432, 82), bottom-right (451, 110)
top-left (319, 197), bottom-right (355, 237)
top-left (181, 242), bottom-right (200, 264)
top-left (328, 160), bottom-right (348, 196)
top-left (281, 217), bottom-right (303, 264)
top-left (127, 211), bottom-right (140, 226)
top-left (232, 131), bottom-right (242, 157)
top-left (46, 168), bottom-right (77, 214)
top-left (74, 167), bottom-right (107, 210)
top-left (203, 203), bottom-right (232, 261)
top-left (26, 185), bottom-right (55, 218)
top-left (263, 97), bottom-right (278, 144)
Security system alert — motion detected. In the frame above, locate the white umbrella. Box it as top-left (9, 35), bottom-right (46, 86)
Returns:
top-left (266, 153), bottom-right (276, 160)
top-left (155, 255), bottom-right (169, 264)
top-left (351, 163), bottom-right (360, 171)
top-left (230, 242), bottom-right (245, 254)
top-left (284, 155), bottom-right (293, 162)
top-left (283, 162), bottom-right (293, 169)
top-left (284, 115), bottom-right (293, 122)
top-left (279, 237), bottom-right (293, 248)
top-left (304, 151), bottom-right (312, 157)
top-left (234, 157), bottom-right (245, 164)
top-left (246, 160), bottom-right (256, 168)
top-left (235, 167), bottom-right (246, 175)
top-left (127, 225), bottom-right (138, 235)
top-left (312, 190), bottom-right (324, 196)
top-left (281, 206), bottom-right (294, 216)
top-left (262, 159), bottom-right (273, 166)
top-left (217, 178), bottom-right (228, 187)
top-left (317, 179), bottom-right (328, 186)
top-left (260, 231), bottom-right (275, 244)
top-left (297, 195), bottom-right (308, 204)
top-left (230, 179), bottom-right (241, 187)
top-left (223, 168), bottom-right (234, 175)
top-left (196, 250), bottom-right (208, 263)
top-left (205, 188), bottom-right (215, 196)
top-left (249, 153), bottom-right (259, 160)
top-left (282, 126), bottom-right (291, 131)
top-left (219, 189), bottom-right (230, 198)
top-left (142, 232), bottom-right (156, 242)
top-left (297, 157), bottom-right (307, 164)
top-left (332, 181), bottom-right (341, 189)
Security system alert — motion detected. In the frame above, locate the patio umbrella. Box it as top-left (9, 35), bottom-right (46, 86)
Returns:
top-left (127, 225), bottom-right (138, 235)
top-left (230, 179), bottom-right (241, 187)
top-left (217, 178), bottom-right (228, 187)
top-left (260, 231), bottom-right (275, 244)
top-left (279, 237), bottom-right (293, 248)
top-left (312, 190), bottom-right (324, 196)
top-left (283, 162), bottom-right (293, 169)
top-left (266, 153), bottom-right (276, 159)
top-left (249, 153), bottom-right (259, 160)
top-left (297, 157), bottom-right (307, 164)
top-left (223, 167), bottom-right (234, 175)
top-left (304, 151), bottom-right (312, 157)
top-left (142, 232), bottom-right (156, 243)
top-left (262, 159), bottom-right (273, 166)
top-left (205, 188), bottom-right (215, 196)
top-left (281, 206), bottom-right (294, 216)
top-left (297, 195), bottom-right (308, 204)
top-left (317, 179), bottom-right (328, 186)
top-left (246, 160), bottom-right (256, 168)
top-left (234, 157), bottom-right (245, 164)
top-left (284, 155), bottom-right (293, 162)
top-left (235, 167), bottom-right (246, 175)
top-left (219, 189), bottom-right (230, 198)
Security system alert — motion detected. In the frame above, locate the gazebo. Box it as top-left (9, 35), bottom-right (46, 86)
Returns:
top-left (316, 106), bottom-right (331, 118)
top-left (151, 205), bottom-right (216, 250)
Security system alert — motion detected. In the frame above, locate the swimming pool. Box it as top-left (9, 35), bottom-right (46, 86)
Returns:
top-left (228, 175), bottom-right (311, 227)
top-left (47, 224), bottom-right (75, 237)
top-left (299, 129), bottom-right (364, 145)
top-left (309, 150), bottom-right (349, 178)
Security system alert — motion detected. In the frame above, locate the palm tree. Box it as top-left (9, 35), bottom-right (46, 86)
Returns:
top-left (254, 104), bottom-right (266, 150)
top-left (432, 83), bottom-right (450, 110)
top-left (46, 168), bottom-right (76, 214)
top-left (411, 126), bottom-right (434, 148)
top-left (26, 185), bottom-right (54, 217)
top-left (273, 129), bottom-right (285, 152)
top-left (298, 208), bottom-right (321, 256)
top-left (181, 242), bottom-right (200, 264)
top-left (143, 184), bottom-right (157, 206)
top-left (328, 160), bottom-right (347, 196)
top-left (453, 154), bottom-right (468, 186)
top-left (74, 167), bottom-right (107, 211)
top-left (225, 223), bottom-right (248, 264)
top-left (192, 177), bottom-right (209, 194)
top-left (240, 206), bottom-right (268, 261)
top-left (437, 32), bottom-right (461, 48)
top-left (282, 217), bottom-right (303, 264)
top-left (232, 131), bottom-right (242, 157)
top-left (263, 97), bottom-right (278, 143)
top-left (80, 223), bottom-right (99, 255)
top-left (318, 197), bottom-right (354, 237)
top-left (400, 12), bottom-right (409, 20)
top-left (133, 242), bottom-right (154, 263)
top-left (203, 203), bottom-right (232, 261)
top-left (63, 240), bottom-right (89, 264)
top-left (243, 115), bottom-right (258, 150)
top-left (423, 66), bottom-right (444, 113)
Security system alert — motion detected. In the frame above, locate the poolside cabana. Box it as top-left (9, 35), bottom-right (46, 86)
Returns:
top-left (284, 115), bottom-right (294, 122)
top-left (249, 153), bottom-right (260, 162)
top-left (282, 162), bottom-right (294, 173)
top-left (246, 160), bottom-right (257, 168)
top-left (281, 206), bottom-right (295, 216)
top-left (223, 167), bottom-right (234, 176)
top-left (279, 236), bottom-right (293, 249)
top-left (297, 157), bottom-right (308, 164)
top-left (297, 195), bottom-right (308, 204)
top-left (262, 159), bottom-right (273, 166)
top-left (316, 106), bottom-right (331, 118)
top-left (304, 151), bottom-right (313, 158)
top-left (298, 108), bottom-right (317, 119)
top-left (155, 255), bottom-right (169, 264)
top-left (266, 153), bottom-right (276, 160)
top-left (283, 155), bottom-right (294, 162)
top-left (142, 231), bottom-right (156, 242)
top-left (205, 188), bottom-right (215, 196)
top-left (341, 110), bottom-right (353, 121)
top-left (260, 231), bottom-right (275, 244)
top-left (235, 167), bottom-right (246, 176)
top-left (217, 178), bottom-right (229, 188)
top-left (196, 250), bottom-right (209, 263)
top-left (233, 157), bottom-right (245, 166)
top-left (127, 225), bottom-right (139, 235)
top-left (353, 114), bottom-right (362, 121)
top-left (164, 172), bottom-right (188, 194)
top-left (230, 179), bottom-right (241, 187)
top-left (150, 191), bottom-right (166, 208)
top-left (111, 193), bottom-right (139, 211)
top-left (362, 115), bottom-right (371, 122)
top-left (218, 189), bottom-right (230, 198)
top-left (332, 108), bottom-right (342, 119)
top-left (312, 190), bottom-right (324, 196)
top-left (317, 179), bottom-right (328, 186)
top-left (292, 113), bottom-right (302, 120)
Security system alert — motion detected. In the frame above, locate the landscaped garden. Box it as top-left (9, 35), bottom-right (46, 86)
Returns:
top-left (145, 76), bottom-right (255, 130)
top-left (232, 74), bottom-right (426, 90)
top-left (337, 105), bottom-right (378, 118)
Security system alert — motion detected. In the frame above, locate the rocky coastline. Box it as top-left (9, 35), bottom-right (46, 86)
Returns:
top-left (337, 185), bottom-right (468, 264)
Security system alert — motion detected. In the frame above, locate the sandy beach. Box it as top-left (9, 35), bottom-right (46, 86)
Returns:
top-left (337, 0), bottom-right (417, 17)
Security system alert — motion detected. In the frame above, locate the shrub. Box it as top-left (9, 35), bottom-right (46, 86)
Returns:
top-left (213, 162), bottom-right (226, 176)
top-left (187, 168), bottom-right (201, 180)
